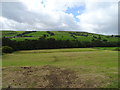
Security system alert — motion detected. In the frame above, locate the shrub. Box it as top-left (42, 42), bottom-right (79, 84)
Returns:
top-left (114, 48), bottom-right (120, 51)
top-left (2, 46), bottom-right (13, 53)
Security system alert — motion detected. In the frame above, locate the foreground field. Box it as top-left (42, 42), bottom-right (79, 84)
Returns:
top-left (2, 48), bottom-right (118, 88)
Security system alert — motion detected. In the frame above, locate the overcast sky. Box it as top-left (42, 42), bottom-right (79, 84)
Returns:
top-left (0, 0), bottom-right (119, 35)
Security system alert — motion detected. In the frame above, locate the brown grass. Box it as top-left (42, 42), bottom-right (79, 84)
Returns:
top-left (2, 65), bottom-right (109, 88)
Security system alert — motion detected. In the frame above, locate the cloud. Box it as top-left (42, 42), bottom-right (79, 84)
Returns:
top-left (0, 0), bottom-right (119, 35)
top-left (77, 1), bottom-right (118, 34)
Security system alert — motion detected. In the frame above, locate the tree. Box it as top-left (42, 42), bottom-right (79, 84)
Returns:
top-left (103, 39), bottom-right (108, 42)
top-left (98, 36), bottom-right (101, 39)
top-left (2, 46), bottom-right (14, 53)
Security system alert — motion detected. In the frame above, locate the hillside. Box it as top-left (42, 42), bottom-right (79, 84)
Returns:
top-left (1, 31), bottom-right (119, 42)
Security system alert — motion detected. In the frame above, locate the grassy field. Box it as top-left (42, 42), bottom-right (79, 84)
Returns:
top-left (1, 31), bottom-right (24, 37)
top-left (94, 47), bottom-right (120, 50)
top-left (2, 48), bottom-right (118, 88)
top-left (1, 31), bottom-right (119, 42)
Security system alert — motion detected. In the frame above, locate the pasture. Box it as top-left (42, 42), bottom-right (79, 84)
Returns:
top-left (2, 48), bottom-right (118, 88)
top-left (2, 31), bottom-right (119, 42)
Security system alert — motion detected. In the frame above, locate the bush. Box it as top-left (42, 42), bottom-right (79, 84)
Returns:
top-left (114, 48), bottom-right (120, 51)
top-left (2, 46), bottom-right (13, 53)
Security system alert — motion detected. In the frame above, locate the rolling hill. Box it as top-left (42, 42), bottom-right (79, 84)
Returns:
top-left (1, 31), bottom-right (119, 42)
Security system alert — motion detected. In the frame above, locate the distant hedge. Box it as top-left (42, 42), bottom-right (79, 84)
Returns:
top-left (2, 37), bottom-right (120, 51)
top-left (2, 46), bottom-right (13, 53)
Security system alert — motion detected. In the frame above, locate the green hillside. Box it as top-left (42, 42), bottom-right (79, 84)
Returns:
top-left (1, 31), bottom-right (119, 42)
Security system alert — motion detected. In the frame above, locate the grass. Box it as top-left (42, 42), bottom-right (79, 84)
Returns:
top-left (24, 31), bottom-right (49, 37)
top-left (94, 47), bottom-right (120, 50)
top-left (2, 48), bottom-right (118, 88)
top-left (3, 48), bottom-right (118, 67)
top-left (2, 31), bottom-right (119, 42)
top-left (11, 37), bottom-right (39, 41)
top-left (2, 31), bottom-right (24, 37)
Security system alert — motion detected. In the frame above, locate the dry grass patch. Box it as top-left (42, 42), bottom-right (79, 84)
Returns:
top-left (2, 65), bottom-right (109, 88)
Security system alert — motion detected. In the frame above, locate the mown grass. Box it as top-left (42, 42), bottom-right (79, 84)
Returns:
top-left (2, 48), bottom-right (118, 88)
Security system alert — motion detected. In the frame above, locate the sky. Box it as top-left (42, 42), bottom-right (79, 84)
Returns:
top-left (0, 0), bottom-right (119, 35)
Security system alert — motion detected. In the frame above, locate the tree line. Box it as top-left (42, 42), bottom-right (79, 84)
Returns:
top-left (2, 37), bottom-right (120, 52)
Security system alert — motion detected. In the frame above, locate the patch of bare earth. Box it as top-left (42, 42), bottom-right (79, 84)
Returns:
top-left (2, 65), bottom-right (107, 88)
